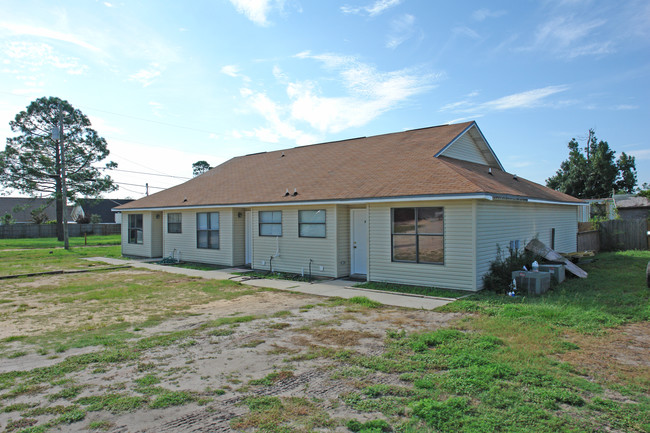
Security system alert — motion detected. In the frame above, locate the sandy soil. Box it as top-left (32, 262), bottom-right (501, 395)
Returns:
top-left (0, 285), bottom-right (461, 433)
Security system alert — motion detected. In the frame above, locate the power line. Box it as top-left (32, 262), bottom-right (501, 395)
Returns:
top-left (100, 167), bottom-right (191, 180)
top-left (114, 181), bottom-right (167, 190)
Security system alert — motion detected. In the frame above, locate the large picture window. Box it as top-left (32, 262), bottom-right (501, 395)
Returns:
top-left (128, 214), bottom-right (143, 244)
top-left (197, 212), bottom-right (219, 249)
top-left (392, 207), bottom-right (444, 264)
top-left (167, 213), bottom-right (182, 233)
top-left (259, 211), bottom-right (282, 236)
top-left (299, 210), bottom-right (326, 238)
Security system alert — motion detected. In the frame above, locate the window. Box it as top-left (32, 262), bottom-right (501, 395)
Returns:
top-left (197, 212), bottom-right (219, 249)
top-left (299, 210), bottom-right (326, 238)
top-left (392, 207), bottom-right (444, 264)
top-left (128, 214), bottom-right (143, 244)
top-left (259, 211), bottom-right (282, 236)
top-left (167, 213), bottom-right (182, 233)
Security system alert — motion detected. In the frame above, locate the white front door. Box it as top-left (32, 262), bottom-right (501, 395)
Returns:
top-left (245, 211), bottom-right (252, 265)
top-left (350, 209), bottom-right (368, 275)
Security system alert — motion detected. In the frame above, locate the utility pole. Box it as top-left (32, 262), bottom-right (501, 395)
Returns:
top-left (57, 103), bottom-right (69, 250)
top-left (146, 183), bottom-right (149, 196)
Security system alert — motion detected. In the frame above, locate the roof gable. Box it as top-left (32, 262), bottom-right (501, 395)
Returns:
top-left (435, 122), bottom-right (503, 170)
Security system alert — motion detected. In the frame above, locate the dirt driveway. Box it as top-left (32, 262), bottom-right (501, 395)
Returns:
top-left (0, 268), bottom-right (461, 432)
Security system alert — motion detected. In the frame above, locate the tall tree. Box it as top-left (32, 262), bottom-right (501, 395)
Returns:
top-left (192, 160), bottom-right (211, 176)
top-left (0, 97), bottom-right (117, 240)
top-left (546, 130), bottom-right (637, 199)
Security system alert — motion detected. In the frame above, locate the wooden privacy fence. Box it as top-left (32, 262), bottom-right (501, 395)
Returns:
top-left (0, 223), bottom-right (121, 239)
top-left (599, 219), bottom-right (648, 251)
top-left (577, 230), bottom-right (600, 252)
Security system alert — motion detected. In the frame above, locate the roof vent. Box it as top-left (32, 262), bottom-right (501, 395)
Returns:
top-left (488, 167), bottom-right (492, 175)
top-left (183, 197), bottom-right (188, 202)
top-left (513, 174), bottom-right (518, 181)
top-left (292, 188), bottom-right (298, 196)
top-left (284, 188), bottom-right (290, 197)
top-left (281, 152), bottom-right (285, 158)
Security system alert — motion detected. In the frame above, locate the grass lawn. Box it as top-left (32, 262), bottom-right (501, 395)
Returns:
top-left (0, 246), bottom-right (648, 432)
top-left (0, 234), bottom-right (121, 249)
top-left (347, 250), bottom-right (650, 432)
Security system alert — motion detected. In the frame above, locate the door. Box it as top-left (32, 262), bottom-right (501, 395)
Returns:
top-left (350, 209), bottom-right (368, 275)
top-left (245, 211), bottom-right (252, 265)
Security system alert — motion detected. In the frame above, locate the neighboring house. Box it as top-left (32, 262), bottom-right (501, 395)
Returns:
top-left (115, 121), bottom-right (583, 291)
top-left (613, 195), bottom-right (650, 220)
top-left (583, 198), bottom-right (616, 221)
top-left (76, 199), bottom-right (133, 223)
top-left (0, 197), bottom-right (75, 224)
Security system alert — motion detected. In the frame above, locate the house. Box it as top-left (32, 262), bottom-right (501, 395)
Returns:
top-left (0, 197), bottom-right (76, 224)
top-left (115, 121), bottom-right (583, 291)
top-left (613, 195), bottom-right (650, 220)
top-left (75, 198), bottom-right (133, 223)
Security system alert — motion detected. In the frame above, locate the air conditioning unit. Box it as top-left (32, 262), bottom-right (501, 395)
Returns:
top-left (538, 264), bottom-right (565, 283)
top-left (512, 271), bottom-right (550, 295)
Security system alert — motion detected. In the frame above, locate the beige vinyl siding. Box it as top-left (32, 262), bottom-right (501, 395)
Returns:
top-left (252, 205), bottom-right (337, 277)
top-left (336, 205), bottom-right (351, 278)
top-left (162, 209), bottom-right (235, 266)
top-left (440, 133), bottom-right (489, 165)
top-left (368, 200), bottom-right (476, 291)
top-left (475, 201), bottom-right (578, 289)
top-left (232, 208), bottom-right (246, 266)
top-left (122, 211), bottom-right (156, 258)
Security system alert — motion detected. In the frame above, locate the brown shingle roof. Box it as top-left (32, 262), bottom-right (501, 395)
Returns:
top-left (117, 121), bottom-right (581, 210)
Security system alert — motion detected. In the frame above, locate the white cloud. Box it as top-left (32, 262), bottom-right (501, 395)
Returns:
top-left (524, 15), bottom-right (614, 58)
top-left (128, 63), bottom-right (163, 87)
top-left (614, 104), bottom-right (638, 110)
top-left (288, 52), bottom-right (437, 133)
top-left (229, 0), bottom-right (273, 26)
top-left (148, 101), bottom-right (164, 117)
top-left (0, 22), bottom-right (101, 53)
top-left (230, 52), bottom-right (437, 146)
top-left (472, 8), bottom-right (506, 21)
top-left (103, 2), bottom-right (114, 7)
top-left (386, 14), bottom-right (416, 49)
top-left (482, 85), bottom-right (570, 110)
top-left (235, 90), bottom-right (318, 145)
top-left (3, 41), bottom-right (88, 75)
top-left (341, 0), bottom-right (402, 17)
top-left (441, 85), bottom-right (570, 113)
top-left (221, 64), bottom-right (241, 77)
top-left (452, 26), bottom-right (481, 40)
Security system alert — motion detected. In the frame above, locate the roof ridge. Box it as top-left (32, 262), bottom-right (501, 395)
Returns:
top-left (238, 121), bottom-right (475, 158)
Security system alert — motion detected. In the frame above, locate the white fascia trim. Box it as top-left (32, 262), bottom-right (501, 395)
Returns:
top-left (470, 123), bottom-right (505, 171)
top-left (114, 193), bottom-right (495, 212)
top-left (434, 122), bottom-right (505, 171)
top-left (434, 123), bottom-right (474, 158)
top-left (527, 199), bottom-right (585, 206)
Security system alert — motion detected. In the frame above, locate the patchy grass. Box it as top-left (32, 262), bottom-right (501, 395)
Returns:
top-left (232, 396), bottom-right (333, 431)
top-left (249, 371), bottom-right (294, 386)
top-left (234, 270), bottom-right (313, 282)
top-left (0, 234), bottom-right (121, 250)
top-left (0, 245), bottom-right (123, 276)
top-left (343, 251), bottom-right (650, 432)
top-left (354, 281), bottom-right (469, 299)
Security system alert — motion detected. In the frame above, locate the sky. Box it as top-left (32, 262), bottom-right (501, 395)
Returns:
top-left (0, 0), bottom-right (649, 200)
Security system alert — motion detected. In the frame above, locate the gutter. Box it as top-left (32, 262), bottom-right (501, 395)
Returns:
top-left (112, 193), bottom-right (583, 213)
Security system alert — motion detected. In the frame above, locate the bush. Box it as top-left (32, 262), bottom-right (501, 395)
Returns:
top-left (482, 245), bottom-right (540, 293)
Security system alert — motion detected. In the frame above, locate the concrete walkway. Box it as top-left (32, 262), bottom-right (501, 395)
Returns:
top-left (86, 257), bottom-right (455, 310)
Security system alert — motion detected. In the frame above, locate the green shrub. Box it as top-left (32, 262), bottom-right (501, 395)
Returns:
top-left (482, 245), bottom-right (540, 293)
